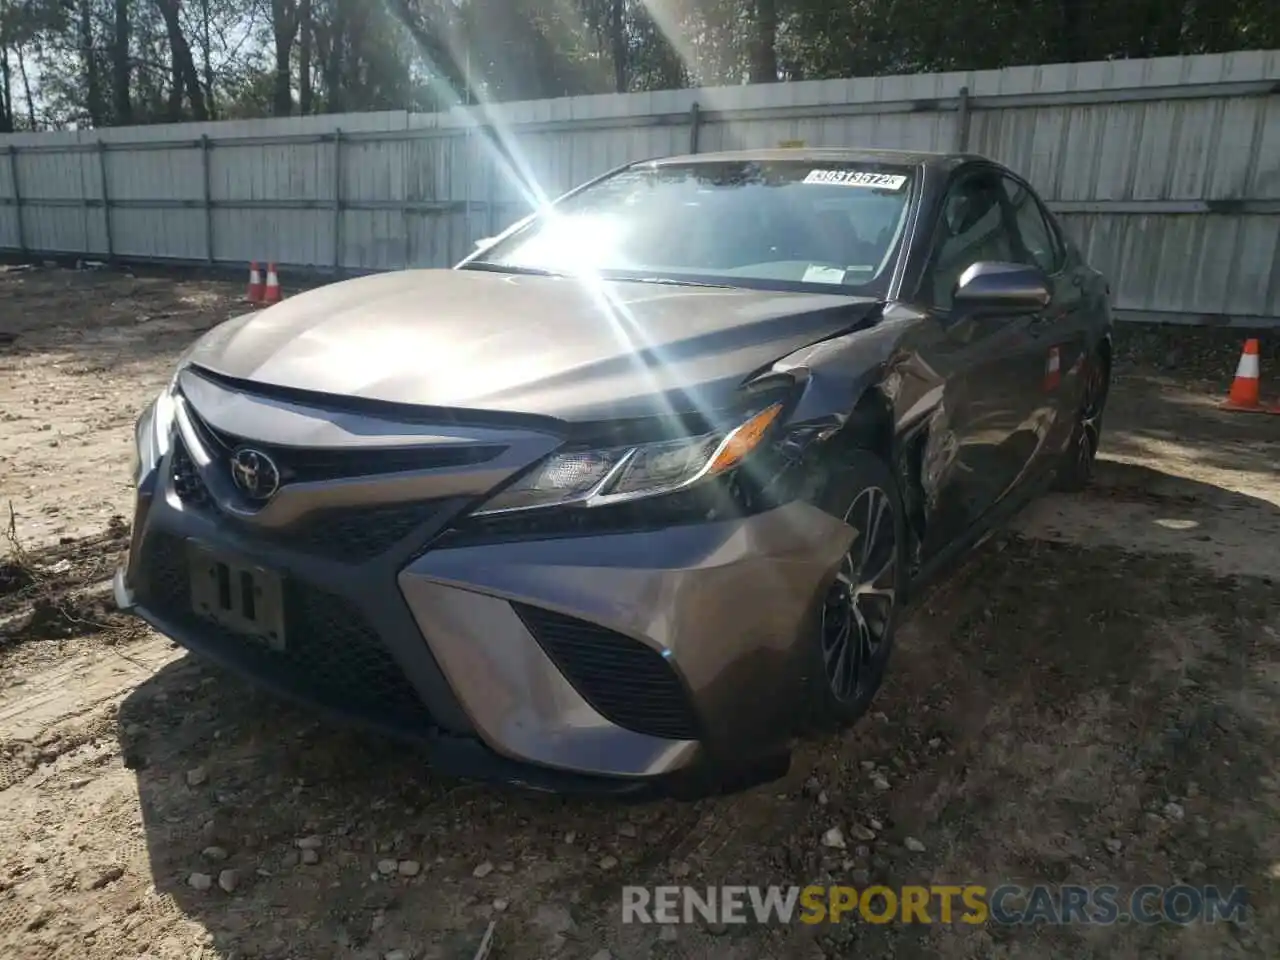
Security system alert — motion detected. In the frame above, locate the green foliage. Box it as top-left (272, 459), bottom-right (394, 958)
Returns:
top-left (0, 0), bottom-right (1276, 129)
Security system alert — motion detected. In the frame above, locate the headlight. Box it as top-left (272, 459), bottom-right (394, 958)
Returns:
top-left (473, 402), bottom-right (785, 516)
top-left (133, 379), bottom-right (178, 483)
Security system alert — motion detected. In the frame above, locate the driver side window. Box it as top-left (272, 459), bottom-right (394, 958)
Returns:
top-left (924, 171), bottom-right (1019, 311)
top-left (1002, 177), bottom-right (1064, 276)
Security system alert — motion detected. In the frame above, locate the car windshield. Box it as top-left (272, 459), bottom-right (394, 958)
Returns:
top-left (465, 160), bottom-right (916, 295)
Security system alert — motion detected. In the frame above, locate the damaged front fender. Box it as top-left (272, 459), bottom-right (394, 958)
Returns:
top-left (761, 306), bottom-right (955, 575)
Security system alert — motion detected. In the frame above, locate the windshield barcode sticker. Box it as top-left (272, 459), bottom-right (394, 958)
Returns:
top-left (803, 170), bottom-right (907, 190)
top-left (802, 265), bottom-right (847, 284)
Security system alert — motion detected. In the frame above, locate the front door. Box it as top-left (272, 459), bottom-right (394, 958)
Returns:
top-left (911, 168), bottom-right (1047, 559)
top-left (997, 174), bottom-right (1093, 479)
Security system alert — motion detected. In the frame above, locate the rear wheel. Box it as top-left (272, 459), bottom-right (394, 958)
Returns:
top-left (1054, 347), bottom-right (1110, 492)
top-left (807, 451), bottom-right (906, 730)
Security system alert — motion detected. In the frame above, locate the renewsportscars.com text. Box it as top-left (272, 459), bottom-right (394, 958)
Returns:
top-left (622, 884), bottom-right (1249, 926)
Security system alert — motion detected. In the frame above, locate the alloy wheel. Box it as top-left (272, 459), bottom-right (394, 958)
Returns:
top-left (821, 486), bottom-right (897, 704)
top-left (1075, 357), bottom-right (1108, 474)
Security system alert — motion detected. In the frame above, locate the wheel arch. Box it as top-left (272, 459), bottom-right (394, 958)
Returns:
top-left (836, 387), bottom-right (895, 462)
top-left (812, 382), bottom-right (930, 575)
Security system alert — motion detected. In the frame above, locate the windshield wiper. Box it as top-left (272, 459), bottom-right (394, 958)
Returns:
top-left (459, 262), bottom-right (567, 278)
top-left (460, 263), bottom-right (729, 288)
top-left (622, 276), bottom-right (733, 288)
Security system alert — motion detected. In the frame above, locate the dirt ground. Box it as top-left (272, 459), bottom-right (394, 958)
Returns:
top-left (1, 264), bottom-right (1279, 960)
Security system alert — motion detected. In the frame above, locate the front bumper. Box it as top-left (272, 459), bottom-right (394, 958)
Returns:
top-left (118, 376), bottom-right (853, 793)
top-left (398, 500), bottom-right (852, 780)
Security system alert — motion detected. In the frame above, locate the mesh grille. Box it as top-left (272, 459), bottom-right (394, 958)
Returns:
top-left (512, 603), bottom-right (699, 741)
top-left (141, 532), bottom-right (435, 733)
top-left (283, 501), bottom-right (449, 563)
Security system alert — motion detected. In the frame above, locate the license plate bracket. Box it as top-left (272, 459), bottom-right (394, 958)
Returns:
top-left (187, 543), bottom-right (286, 651)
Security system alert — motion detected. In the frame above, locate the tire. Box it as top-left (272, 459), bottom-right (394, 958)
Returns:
top-left (805, 449), bottom-right (908, 731)
top-left (1054, 347), bottom-right (1110, 493)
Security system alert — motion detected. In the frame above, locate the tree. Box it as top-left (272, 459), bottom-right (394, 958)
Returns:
top-left (78, 0), bottom-right (105, 124)
top-left (154, 0), bottom-right (207, 119)
top-left (297, 0), bottom-right (311, 112)
top-left (748, 0), bottom-right (777, 83)
top-left (1, 45), bottom-right (11, 132)
top-left (1, 0), bottom-right (1277, 131)
top-left (270, 0), bottom-right (297, 115)
top-left (112, 0), bottom-right (130, 123)
top-left (1, 0), bottom-right (66, 129)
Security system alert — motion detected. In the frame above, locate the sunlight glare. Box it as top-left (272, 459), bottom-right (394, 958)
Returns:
top-left (505, 213), bottom-right (626, 272)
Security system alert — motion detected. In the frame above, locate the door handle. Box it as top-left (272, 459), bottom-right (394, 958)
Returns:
top-left (1027, 314), bottom-right (1053, 335)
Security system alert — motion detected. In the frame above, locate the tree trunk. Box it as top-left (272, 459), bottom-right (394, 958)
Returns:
top-left (271, 0), bottom-right (297, 117)
top-left (1149, 0), bottom-right (1185, 56)
top-left (1192, 0), bottom-right (1230, 52)
top-left (80, 0), bottom-right (106, 126)
top-left (155, 0), bottom-right (209, 120)
top-left (201, 0), bottom-right (214, 117)
top-left (0, 49), bottom-right (13, 133)
top-left (113, 0), bottom-right (133, 125)
top-left (320, 4), bottom-right (345, 113)
top-left (168, 55), bottom-right (182, 120)
top-left (749, 0), bottom-right (779, 83)
top-left (1124, 0), bottom-right (1185, 57)
top-left (324, 48), bottom-right (340, 112)
top-left (609, 0), bottom-right (626, 92)
top-left (17, 45), bottom-right (36, 128)
top-left (1058, 0), bottom-right (1086, 62)
top-left (299, 0), bottom-right (312, 114)
top-left (273, 36), bottom-right (292, 116)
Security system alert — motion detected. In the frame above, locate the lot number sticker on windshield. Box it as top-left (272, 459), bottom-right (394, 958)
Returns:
top-left (803, 169), bottom-right (907, 190)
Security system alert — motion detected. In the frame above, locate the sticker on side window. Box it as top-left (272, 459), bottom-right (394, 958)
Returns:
top-left (802, 169), bottom-right (907, 190)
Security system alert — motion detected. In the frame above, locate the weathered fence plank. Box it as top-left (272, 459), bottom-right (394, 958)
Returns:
top-left (1, 51), bottom-right (1277, 327)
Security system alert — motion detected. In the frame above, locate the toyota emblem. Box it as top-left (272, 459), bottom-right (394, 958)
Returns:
top-left (229, 447), bottom-right (281, 502)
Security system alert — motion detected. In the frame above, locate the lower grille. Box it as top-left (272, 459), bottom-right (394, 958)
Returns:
top-left (285, 501), bottom-right (449, 563)
top-left (512, 603), bottom-right (699, 741)
top-left (141, 533), bottom-right (435, 733)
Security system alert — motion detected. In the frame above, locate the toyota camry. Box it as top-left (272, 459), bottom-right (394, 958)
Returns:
top-left (115, 148), bottom-right (1113, 796)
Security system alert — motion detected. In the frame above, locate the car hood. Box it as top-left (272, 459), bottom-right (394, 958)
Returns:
top-left (186, 268), bottom-right (883, 422)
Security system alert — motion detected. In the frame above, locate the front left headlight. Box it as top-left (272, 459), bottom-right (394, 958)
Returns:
top-left (133, 378), bottom-right (179, 484)
top-left (472, 401), bottom-right (786, 516)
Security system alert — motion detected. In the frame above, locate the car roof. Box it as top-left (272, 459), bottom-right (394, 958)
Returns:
top-left (639, 147), bottom-right (989, 171)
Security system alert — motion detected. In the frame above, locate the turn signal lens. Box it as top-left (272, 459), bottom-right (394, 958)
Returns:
top-left (706, 402), bottom-right (784, 475)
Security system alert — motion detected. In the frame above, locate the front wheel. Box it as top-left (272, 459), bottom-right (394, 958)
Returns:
top-left (806, 451), bottom-right (906, 731)
top-left (1054, 348), bottom-right (1110, 492)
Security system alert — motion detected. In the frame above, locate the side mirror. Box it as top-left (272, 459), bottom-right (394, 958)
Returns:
top-left (952, 261), bottom-right (1050, 313)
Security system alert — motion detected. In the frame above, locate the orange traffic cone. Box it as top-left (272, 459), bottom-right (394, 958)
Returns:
top-left (245, 261), bottom-right (263, 303)
top-left (1220, 339), bottom-right (1277, 413)
top-left (262, 263), bottom-right (282, 304)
